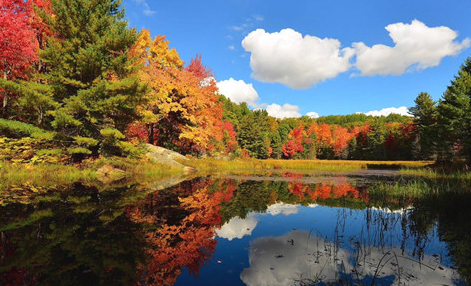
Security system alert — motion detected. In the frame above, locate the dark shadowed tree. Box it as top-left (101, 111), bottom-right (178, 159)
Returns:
top-left (409, 92), bottom-right (438, 159)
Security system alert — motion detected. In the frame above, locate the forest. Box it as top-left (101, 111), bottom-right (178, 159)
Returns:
top-left (1, 0), bottom-right (471, 166)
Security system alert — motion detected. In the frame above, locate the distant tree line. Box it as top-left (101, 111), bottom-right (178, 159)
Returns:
top-left (219, 95), bottom-right (416, 160)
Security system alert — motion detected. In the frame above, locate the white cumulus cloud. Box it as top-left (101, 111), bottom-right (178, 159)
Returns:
top-left (266, 103), bottom-right (302, 119)
top-left (306, 111), bottom-right (320, 118)
top-left (354, 20), bottom-right (470, 76)
top-left (358, 106), bottom-right (411, 117)
top-left (242, 28), bottom-right (355, 89)
top-left (217, 78), bottom-right (260, 106)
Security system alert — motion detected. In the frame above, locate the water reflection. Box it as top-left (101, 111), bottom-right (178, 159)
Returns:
top-left (129, 182), bottom-right (223, 286)
top-left (0, 173), bottom-right (470, 285)
top-left (241, 229), bottom-right (458, 286)
top-left (216, 214), bottom-right (257, 241)
top-left (216, 203), bottom-right (316, 241)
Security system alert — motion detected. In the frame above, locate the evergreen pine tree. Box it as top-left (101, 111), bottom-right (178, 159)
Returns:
top-left (409, 92), bottom-right (438, 159)
top-left (437, 57), bottom-right (471, 162)
top-left (37, 0), bottom-right (145, 142)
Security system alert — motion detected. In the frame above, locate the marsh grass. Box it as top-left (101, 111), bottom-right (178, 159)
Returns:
top-left (368, 180), bottom-right (434, 198)
top-left (186, 158), bottom-right (433, 174)
top-left (400, 167), bottom-right (471, 179)
top-left (366, 177), bottom-right (471, 207)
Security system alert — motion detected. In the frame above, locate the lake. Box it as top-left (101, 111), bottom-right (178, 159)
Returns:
top-left (0, 170), bottom-right (470, 285)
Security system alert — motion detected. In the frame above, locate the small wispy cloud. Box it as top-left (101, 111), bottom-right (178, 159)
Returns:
top-left (253, 14), bottom-right (264, 22)
top-left (230, 23), bottom-right (250, 32)
top-left (227, 15), bottom-right (264, 59)
top-left (228, 14), bottom-right (264, 35)
top-left (132, 0), bottom-right (156, 16)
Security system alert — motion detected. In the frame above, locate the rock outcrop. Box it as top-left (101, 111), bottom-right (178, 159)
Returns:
top-left (144, 144), bottom-right (196, 173)
top-left (96, 164), bottom-right (126, 183)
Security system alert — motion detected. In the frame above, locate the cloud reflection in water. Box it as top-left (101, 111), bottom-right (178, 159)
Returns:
top-left (241, 230), bottom-right (460, 286)
top-left (216, 203), bottom-right (318, 241)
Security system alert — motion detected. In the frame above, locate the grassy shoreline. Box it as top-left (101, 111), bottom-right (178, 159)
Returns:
top-left (0, 157), bottom-right (185, 187)
top-left (4, 157), bottom-right (470, 187)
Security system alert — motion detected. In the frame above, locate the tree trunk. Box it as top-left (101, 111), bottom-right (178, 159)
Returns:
top-left (38, 106), bottom-right (43, 126)
top-left (1, 231), bottom-right (5, 261)
top-left (147, 123), bottom-right (154, 145)
top-left (2, 69), bottom-right (8, 118)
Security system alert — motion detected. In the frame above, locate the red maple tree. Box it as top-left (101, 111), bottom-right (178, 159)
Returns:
top-left (0, 0), bottom-right (39, 115)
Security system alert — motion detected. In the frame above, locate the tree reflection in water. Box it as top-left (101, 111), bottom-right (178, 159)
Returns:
top-left (0, 174), bottom-right (470, 285)
top-left (128, 179), bottom-right (226, 286)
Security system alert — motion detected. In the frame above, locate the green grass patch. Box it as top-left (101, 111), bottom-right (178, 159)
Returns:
top-left (0, 162), bottom-right (97, 188)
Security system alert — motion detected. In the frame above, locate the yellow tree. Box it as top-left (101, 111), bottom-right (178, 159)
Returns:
top-left (130, 29), bottom-right (223, 154)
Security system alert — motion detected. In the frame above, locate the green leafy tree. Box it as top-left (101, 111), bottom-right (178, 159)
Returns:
top-left (409, 92), bottom-right (437, 159)
top-left (219, 95), bottom-right (250, 132)
top-left (277, 118), bottom-right (299, 144)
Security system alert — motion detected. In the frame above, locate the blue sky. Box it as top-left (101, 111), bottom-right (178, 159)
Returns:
top-left (122, 0), bottom-right (471, 118)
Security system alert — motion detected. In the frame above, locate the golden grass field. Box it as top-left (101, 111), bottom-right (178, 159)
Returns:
top-left (185, 158), bottom-right (434, 173)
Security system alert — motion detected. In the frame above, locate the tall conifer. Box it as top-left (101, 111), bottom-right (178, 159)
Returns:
top-left (409, 92), bottom-right (437, 159)
top-left (437, 57), bottom-right (471, 162)
top-left (38, 0), bottom-right (144, 139)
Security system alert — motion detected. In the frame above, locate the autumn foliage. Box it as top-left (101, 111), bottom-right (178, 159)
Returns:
top-left (0, 0), bottom-right (38, 79)
top-left (280, 120), bottom-right (415, 160)
top-left (128, 30), bottom-right (223, 155)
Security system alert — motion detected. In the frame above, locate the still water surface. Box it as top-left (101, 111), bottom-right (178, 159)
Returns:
top-left (0, 171), bottom-right (470, 285)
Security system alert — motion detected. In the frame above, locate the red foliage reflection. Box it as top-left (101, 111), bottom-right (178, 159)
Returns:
top-left (282, 172), bottom-right (366, 202)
